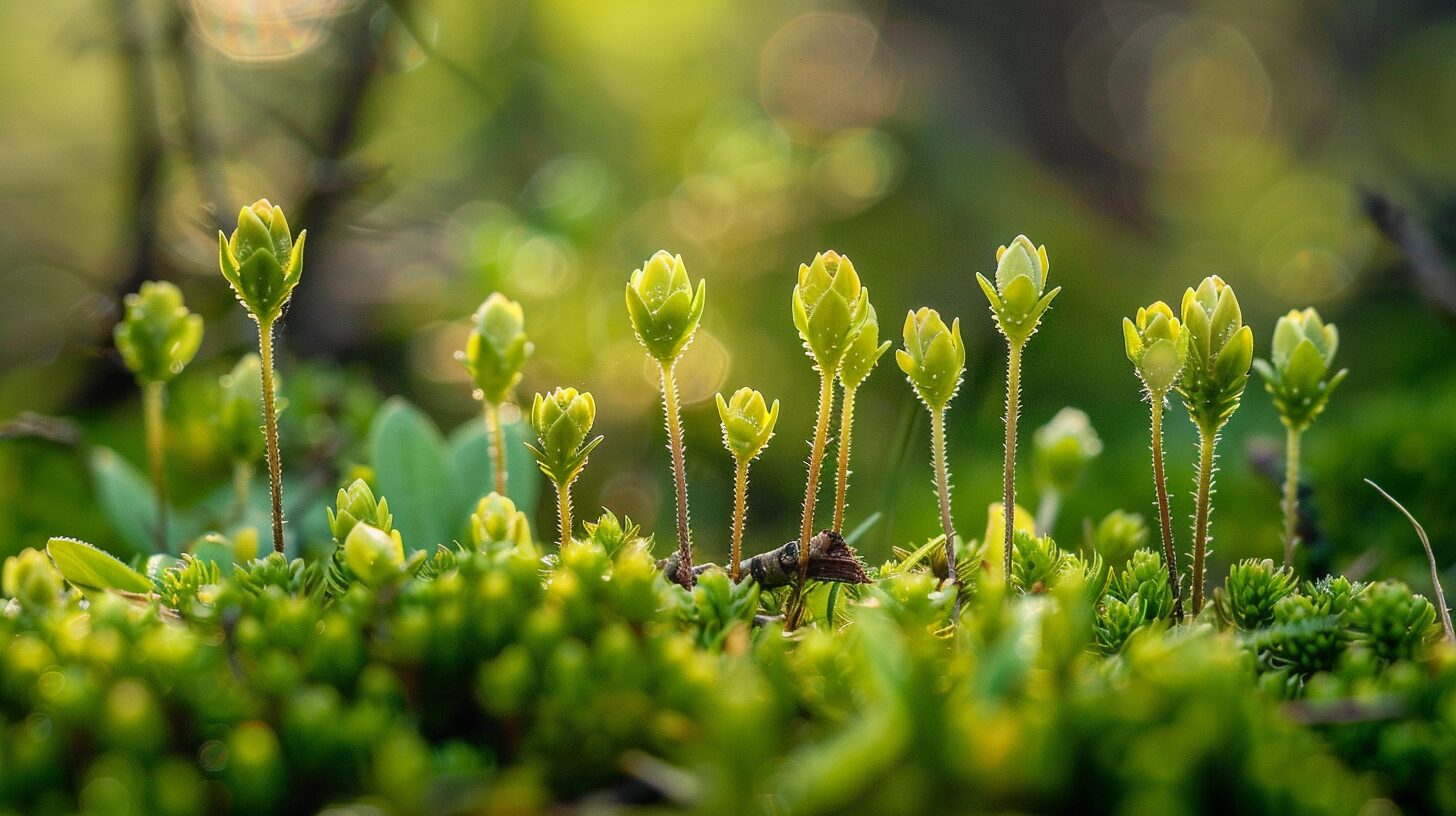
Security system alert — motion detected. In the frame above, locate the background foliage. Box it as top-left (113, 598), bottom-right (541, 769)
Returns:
top-left (2, 0), bottom-right (1456, 587)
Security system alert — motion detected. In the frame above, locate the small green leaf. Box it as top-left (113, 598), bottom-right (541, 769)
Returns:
top-left (47, 536), bottom-right (153, 594)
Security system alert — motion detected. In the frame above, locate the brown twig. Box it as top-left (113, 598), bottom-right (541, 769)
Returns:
top-left (1362, 190), bottom-right (1456, 319)
top-left (659, 530), bottom-right (870, 590)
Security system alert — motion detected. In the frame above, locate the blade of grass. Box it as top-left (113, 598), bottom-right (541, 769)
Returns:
top-left (1366, 478), bottom-right (1455, 643)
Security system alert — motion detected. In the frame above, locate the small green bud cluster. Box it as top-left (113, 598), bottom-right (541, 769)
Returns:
top-left (1010, 530), bottom-right (1074, 594)
top-left (463, 293), bottom-right (533, 405)
top-left (1094, 510), bottom-right (1149, 569)
top-left (343, 523), bottom-right (407, 588)
top-left (716, 387), bottom-right (780, 463)
top-left (218, 199), bottom-right (306, 325)
top-left (1106, 549), bottom-right (1177, 623)
top-left (976, 235), bottom-right (1061, 347)
top-left (1177, 276), bottom-right (1255, 435)
top-left (113, 281), bottom-right (204, 385)
top-left (1349, 580), bottom-right (1440, 663)
top-left (470, 492), bottom-right (532, 553)
top-left (896, 307), bottom-right (965, 411)
top-left (1032, 407), bottom-right (1103, 496)
top-left (327, 478), bottom-right (395, 546)
top-left (2, 547), bottom-right (64, 609)
top-left (1213, 559), bottom-right (1298, 630)
top-left (1122, 300), bottom-right (1187, 396)
top-left (526, 387), bottom-right (603, 487)
top-left (625, 250), bottom-right (706, 362)
top-left (1254, 308), bottom-right (1347, 431)
top-left (792, 250), bottom-right (871, 374)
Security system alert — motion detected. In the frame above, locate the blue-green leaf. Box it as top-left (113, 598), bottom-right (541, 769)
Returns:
top-left (368, 398), bottom-right (453, 553)
top-left (89, 446), bottom-right (172, 558)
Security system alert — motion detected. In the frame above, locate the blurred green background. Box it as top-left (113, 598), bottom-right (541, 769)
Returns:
top-left (3, 0), bottom-right (1456, 587)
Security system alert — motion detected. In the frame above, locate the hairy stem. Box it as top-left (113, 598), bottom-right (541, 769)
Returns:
top-left (257, 322), bottom-right (286, 554)
top-left (931, 409), bottom-right (962, 616)
top-left (1001, 343), bottom-right (1023, 584)
top-left (142, 380), bottom-right (168, 553)
top-left (232, 459), bottom-right (252, 524)
top-left (787, 370), bottom-right (838, 629)
top-left (1283, 426), bottom-right (1302, 569)
top-left (659, 360), bottom-right (694, 588)
top-left (556, 479), bottom-right (573, 550)
top-left (1191, 427), bottom-right (1217, 615)
top-left (730, 459), bottom-right (749, 581)
top-left (832, 384), bottom-right (858, 534)
top-left (1150, 398), bottom-right (1183, 621)
top-left (485, 401), bottom-right (507, 496)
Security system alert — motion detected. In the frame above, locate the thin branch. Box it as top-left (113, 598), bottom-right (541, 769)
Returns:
top-left (1366, 478), bottom-right (1455, 643)
top-left (1362, 190), bottom-right (1456, 319)
top-left (659, 530), bottom-right (870, 590)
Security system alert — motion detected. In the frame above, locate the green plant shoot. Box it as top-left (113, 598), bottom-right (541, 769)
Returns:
top-left (218, 199), bottom-right (306, 554)
top-left (113, 280), bottom-right (203, 552)
top-left (626, 250), bottom-right (706, 588)
top-left (977, 235), bottom-right (1061, 587)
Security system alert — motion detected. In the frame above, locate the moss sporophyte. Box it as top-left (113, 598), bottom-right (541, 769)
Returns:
top-left (462, 293), bottom-right (533, 498)
top-left (626, 250), bottom-right (706, 589)
top-left (218, 199), bottom-right (305, 554)
top-left (978, 235), bottom-right (1060, 588)
top-left (1254, 308), bottom-right (1346, 568)
top-left (525, 387), bottom-right (603, 550)
top-left (113, 280), bottom-right (203, 552)
top-left (897, 306), bottom-right (967, 614)
top-left (1176, 276), bottom-right (1254, 615)
top-left (717, 387), bottom-right (780, 581)
top-left (1123, 300), bottom-right (1190, 620)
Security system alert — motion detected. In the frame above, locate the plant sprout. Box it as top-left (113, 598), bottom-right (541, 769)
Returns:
top-left (525, 387), bottom-right (603, 550)
top-left (1254, 308), bottom-right (1346, 567)
top-left (1123, 301), bottom-right (1190, 619)
top-left (1031, 407), bottom-right (1102, 534)
top-left (786, 250), bottom-right (870, 626)
top-left (977, 235), bottom-right (1060, 587)
top-left (113, 280), bottom-right (203, 552)
top-left (462, 293), bottom-right (533, 498)
top-left (1176, 276), bottom-right (1254, 614)
top-left (218, 199), bottom-right (306, 554)
top-left (896, 307), bottom-right (967, 609)
top-left (717, 387), bottom-right (780, 581)
top-left (833, 302), bottom-right (891, 534)
top-left (626, 250), bottom-right (706, 588)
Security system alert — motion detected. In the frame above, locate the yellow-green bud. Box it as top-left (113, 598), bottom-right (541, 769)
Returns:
top-left (1178, 276), bottom-right (1255, 435)
top-left (2, 547), bottom-right (63, 609)
top-left (343, 522), bottom-right (405, 587)
top-left (625, 251), bottom-right (706, 362)
top-left (792, 251), bottom-right (871, 373)
top-left (896, 307), bottom-right (966, 411)
top-left (1122, 301), bottom-right (1188, 395)
top-left (1254, 307), bottom-right (1347, 431)
top-left (113, 281), bottom-right (204, 385)
top-left (1032, 407), bottom-right (1102, 495)
top-left (463, 293), bottom-right (532, 405)
top-left (470, 492), bottom-right (532, 552)
top-left (976, 235), bottom-right (1060, 347)
top-left (840, 302), bottom-right (892, 389)
top-left (716, 387), bottom-right (780, 463)
top-left (218, 354), bottom-right (271, 463)
top-left (218, 199), bottom-right (306, 325)
top-left (1095, 510), bottom-right (1149, 569)
top-left (526, 387), bottom-right (603, 486)
top-left (326, 479), bottom-right (393, 546)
